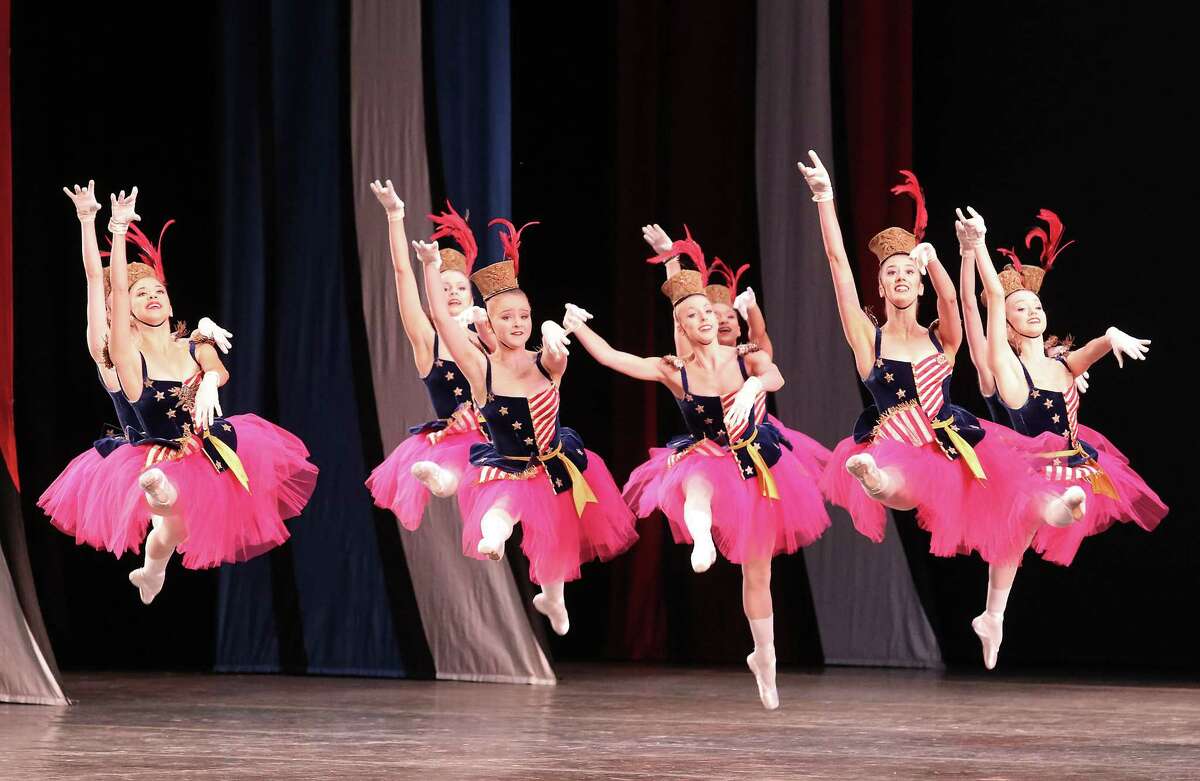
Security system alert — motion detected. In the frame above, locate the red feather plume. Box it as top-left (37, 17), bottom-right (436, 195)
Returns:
top-left (428, 200), bottom-right (478, 273)
top-left (488, 217), bottom-right (540, 276)
top-left (1023, 208), bottom-right (1075, 271)
top-left (995, 247), bottom-right (1024, 269)
top-left (101, 220), bottom-right (173, 282)
top-left (646, 224), bottom-right (707, 280)
top-left (890, 170), bottom-right (928, 240)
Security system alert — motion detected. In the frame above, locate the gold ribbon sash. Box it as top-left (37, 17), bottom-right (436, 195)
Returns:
top-left (1037, 444), bottom-right (1118, 500)
top-left (509, 441), bottom-right (598, 518)
top-left (730, 428), bottom-right (780, 500)
top-left (930, 417), bottom-right (987, 480)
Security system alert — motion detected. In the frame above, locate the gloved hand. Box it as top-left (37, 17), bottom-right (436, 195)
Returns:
top-left (412, 239), bottom-right (441, 268)
top-left (108, 187), bottom-right (141, 235)
top-left (562, 303), bottom-right (594, 333)
top-left (196, 317), bottom-right (233, 354)
top-left (370, 179), bottom-right (406, 222)
top-left (732, 286), bottom-right (757, 320)
top-left (641, 223), bottom-right (673, 254)
top-left (192, 371), bottom-right (223, 432)
top-left (1106, 327), bottom-right (1151, 368)
top-left (796, 150), bottom-right (833, 202)
top-left (541, 320), bottom-right (571, 358)
top-left (909, 242), bottom-right (938, 276)
top-left (724, 376), bottom-right (763, 431)
top-left (63, 179), bottom-right (101, 222)
top-left (1074, 371), bottom-right (1090, 394)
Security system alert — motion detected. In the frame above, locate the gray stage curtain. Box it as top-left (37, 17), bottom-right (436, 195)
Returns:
top-left (349, 0), bottom-right (554, 685)
top-left (1, 458), bottom-right (66, 704)
top-left (755, 0), bottom-right (940, 667)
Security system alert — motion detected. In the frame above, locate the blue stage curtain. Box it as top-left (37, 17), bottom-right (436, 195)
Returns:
top-left (214, 0), bottom-right (432, 678)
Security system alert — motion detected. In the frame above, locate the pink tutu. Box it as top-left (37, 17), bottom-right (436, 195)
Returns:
top-left (767, 414), bottom-right (832, 478)
top-left (456, 450), bottom-right (637, 585)
top-left (622, 445), bottom-right (831, 564)
top-left (1029, 424), bottom-right (1167, 566)
top-left (39, 443), bottom-right (149, 554)
top-left (39, 413), bottom-right (318, 569)
top-left (821, 420), bottom-right (1047, 565)
top-left (366, 427), bottom-right (486, 530)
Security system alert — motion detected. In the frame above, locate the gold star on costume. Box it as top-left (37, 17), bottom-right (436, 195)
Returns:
top-left (445, 371), bottom-right (456, 380)
top-left (1031, 389), bottom-right (1041, 398)
top-left (896, 388), bottom-right (906, 399)
top-left (154, 391), bottom-right (165, 401)
top-left (524, 437), bottom-right (534, 446)
top-left (512, 421), bottom-right (523, 430)
top-left (555, 478), bottom-right (564, 488)
top-left (884, 372), bottom-right (895, 383)
top-left (453, 387), bottom-right (464, 397)
top-left (694, 404), bottom-right (705, 413)
top-left (435, 360), bottom-right (444, 368)
top-left (498, 406), bottom-right (509, 415)
top-left (704, 418), bottom-right (714, 425)
top-left (166, 409), bottom-right (177, 419)
top-left (1044, 398), bottom-right (1054, 409)
top-left (143, 378), bottom-right (154, 389)
top-left (875, 359), bottom-right (884, 368)
top-left (222, 423), bottom-right (232, 432)
top-left (684, 394), bottom-right (694, 402)
top-left (1062, 429), bottom-right (1070, 438)
top-left (1052, 414), bottom-right (1061, 423)
top-left (744, 466), bottom-right (754, 476)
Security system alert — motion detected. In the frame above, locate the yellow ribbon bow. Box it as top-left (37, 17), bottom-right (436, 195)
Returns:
top-left (931, 417), bottom-right (987, 480)
top-left (512, 442), bottom-right (598, 518)
top-left (731, 428), bottom-right (780, 499)
top-left (1037, 445), bottom-right (1119, 500)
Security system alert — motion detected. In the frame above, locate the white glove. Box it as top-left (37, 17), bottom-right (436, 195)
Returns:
top-left (454, 305), bottom-right (486, 330)
top-left (369, 179), bottom-right (406, 222)
top-left (724, 376), bottom-right (763, 431)
top-left (732, 287), bottom-right (757, 320)
top-left (1074, 371), bottom-right (1090, 394)
top-left (909, 242), bottom-right (937, 275)
top-left (955, 206), bottom-right (987, 250)
top-left (63, 179), bottom-right (101, 223)
top-left (796, 150), bottom-right (833, 202)
top-left (541, 321), bottom-right (571, 358)
top-left (192, 371), bottom-right (223, 432)
top-left (108, 187), bottom-right (141, 235)
top-left (1106, 327), bottom-right (1151, 368)
top-left (412, 239), bottom-right (441, 269)
top-left (562, 303), bottom-right (594, 333)
top-left (196, 317), bottom-right (233, 354)
top-left (641, 223), bottom-right (673, 254)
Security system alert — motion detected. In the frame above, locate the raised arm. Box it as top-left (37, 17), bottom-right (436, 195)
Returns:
top-left (564, 305), bottom-right (668, 384)
top-left (797, 150), bottom-right (876, 376)
top-left (912, 243), bottom-right (962, 357)
top-left (416, 240), bottom-right (487, 398)
top-left (106, 188), bottom-right (145, 400)
top-left (64, 181), bottom-right (109, 367)
top-left (370, 180), bottom-right (435, 369)
top-left (968, 208), bottom-right (1027, 407)
top-left (955, 217), bottom-right (994, 395)
top-left (1066, 327), bottom-right (1150, 375)
top-left (733, 288), bottom-right (774, 358)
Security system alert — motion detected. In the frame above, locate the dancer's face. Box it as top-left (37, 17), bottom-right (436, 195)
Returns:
top-left (129, 277), bottom-right (172, 326)
top-left (486, 290), bottom-right (532, 349)
top-left (878, 255), bottom-right (923, 308)
top-left (441, 269), bottom-right (471, 317)
top-left (1005, 290), bottom-right (1046, 339)
top-left (675, 295), bottom-right (717, 345)
top-left (712, 302), bottom-right (741, 345)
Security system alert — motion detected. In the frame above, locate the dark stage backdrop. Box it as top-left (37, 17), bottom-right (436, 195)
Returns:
top-left (9, 1), bottom-right (1196, 675)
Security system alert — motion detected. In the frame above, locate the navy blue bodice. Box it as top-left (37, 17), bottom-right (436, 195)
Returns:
top-left (999, 357), bottom-right (1097, 467)
top-left (667, 354), bottom-right (789, 479)
top-left (468, 354), bottom-right (586, 495)
top-left (418, 333), bottom-right (473, 420)
top-left (982, 391), bottom-right (1007, 424)
top-left (851, 328), bottom-right (984, 458)
top-left (129, 341), bottom-right (239, 466)
top-left (93, 368), bottom-right (144, 457)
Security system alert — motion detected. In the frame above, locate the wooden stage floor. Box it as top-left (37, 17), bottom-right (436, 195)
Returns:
top-left (3, 664), bottom-right (1198, 780)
